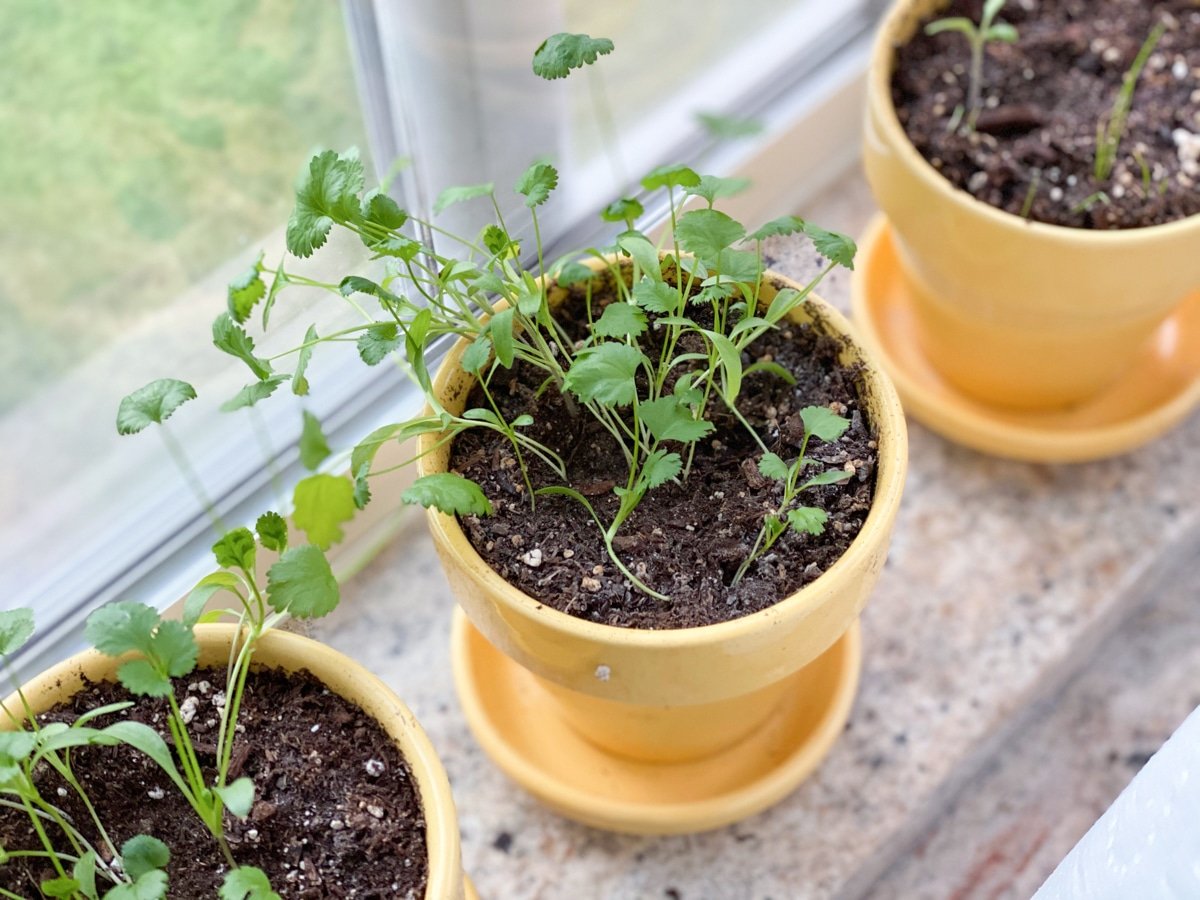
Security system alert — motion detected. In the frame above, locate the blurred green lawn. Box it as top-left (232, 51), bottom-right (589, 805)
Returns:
top-left (0, 0), bottom-right (367, 412)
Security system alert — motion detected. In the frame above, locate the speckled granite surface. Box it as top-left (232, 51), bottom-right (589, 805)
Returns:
top-left (310, 170), bottom-right (1200, 900)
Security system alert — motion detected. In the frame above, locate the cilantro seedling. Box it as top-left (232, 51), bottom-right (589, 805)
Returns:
top-left (1094, 23), bottom-right (1165, 183)
top-left (925, 0), bottom-right (1018, 132)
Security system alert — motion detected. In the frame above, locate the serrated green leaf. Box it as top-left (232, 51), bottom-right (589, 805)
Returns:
top-left (266, 545), bottom-right (339, 619)
top-left (601, 197), bottom-right (644, 223)
top-left (676, 209), bottom-right (746, 260)
top-left (121, 835), bottom-right (169, 882)
top-left (531, 33), bottom-right (614, 79)
top-left (460, 334), bottom-right (493, 374)
top-left (299, 410), bottom-right (331, 471)
top-left (488, 307), bottom-right (515, 368)
top-left (638, 397), bottom-right (714, 444)
top-left (696, 112), bottom-right (764, 140)
top-left (255, 512), bottom-right (288, 554)
top-left (632, 278), bottom-right (679, 313)
top-left (563, 343), bottom-right (646, 406)
top-left (758, 452), bottom-right (791, 482)
top-left (641, 164), bottom-right (701, 192)
top-left (215, 777), bottom-right (255, 819)
top-left (104, 869), bottom-right (168, 900)
top-left (85, 602), bottom-right (159, 658)
top-left (292, 474), bottom-right (356, 550)
top-left (212, 314), bottom-right (273, 381)
top-left (353, 462), bottom-right (372, 510)
top-left (292, 324), bottom-right (318, 396)
top-left (433, 183), bottom-right (495, 214)
top-left (592, 302), bottom-right (647, 339)
top-left (117, 379), bottom-right (197, 435)
top-left (787, 506), bottom-right (828, 536)
top-left (515, 162), bottom-right (558, 208)
top-left (713, 248), bottom-right (761, 282)
top-left (481, 224), bottom-right (519, 259)
top-left (153, 620), bottom-right (199, 678)
top-left (339, 276), bottom-right (402, 311)
top-left (640, 449), bottom-right (682, 490)
top-left (220, 867), bottom-right (281, 900)
top-left (228, 254), bottom-right (266, 324)
top-left (213, 527), bottom-right (256, 571)
top-left (286, 149), bottom-right (365, 258)
top-left (360, 190), bottom-right (408, 234)
top-left (116, 659), bottom-right (171, 698)
top-left (802, 222), bottom-right (857, 270)
top-left (0, 731), bottom-right (36, 762)
top-left (402, 473), bottom-right (494, 516)
top-left (0, 608), bottom-right (34, 657)
top-left (371, 234), bottom-right (422, 261)
top-left (685, 175), bottom-right (752, 205)
top-left (800, 405), bottom-right (850, 443)
top-left (357, 322), bottom-right (402, 366)
top-left (749, 215), bottom-right (805, 241)
top-left (183, 572), bottom-right (242, 627)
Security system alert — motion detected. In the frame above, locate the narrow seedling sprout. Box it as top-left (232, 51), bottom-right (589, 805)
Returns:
top-left (925, 0), bottom-right (1018, 132)
top-left (1094, 23), bottom-right (1166, 183)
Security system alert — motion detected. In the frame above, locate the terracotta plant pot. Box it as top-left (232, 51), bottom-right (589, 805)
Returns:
top-left (420, 257), bottom-right (907, 834)
top-left (4, 624), bottom-right (473, 900)
top-left (862, 0), bottom-right (1200, 411)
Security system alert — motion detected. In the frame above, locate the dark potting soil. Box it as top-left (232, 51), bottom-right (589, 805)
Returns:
top-left (891, 0), bottom-right (1200, 229)
top-left (449, 267), bottom-right (880, 630)
top-left (0, 666), bottom-right (428, 899)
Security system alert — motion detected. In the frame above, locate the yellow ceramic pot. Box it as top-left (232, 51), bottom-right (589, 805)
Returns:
top-left (864, 0), bottom-right (1200, 410)
top-left (4, 625), bottom-right (470, 900)
top-left (420, 256), bottom-right (907, 825)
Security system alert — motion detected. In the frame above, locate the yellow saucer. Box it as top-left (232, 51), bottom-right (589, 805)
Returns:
top-left (851, 214), bottom-right (1200, 462)
top-left (450, 608), bottom-right (861, 835)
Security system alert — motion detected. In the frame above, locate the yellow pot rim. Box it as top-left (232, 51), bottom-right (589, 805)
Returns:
top-left (869, 0), bottom-right (1200, 245)
top-left (3, 625), bottom-right (462, 900)
top-left (423, 260), bottom-right (908, 650)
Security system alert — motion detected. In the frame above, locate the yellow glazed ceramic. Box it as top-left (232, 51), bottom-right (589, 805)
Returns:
top-left (853, 216), bottom-right (1200, 462)
top-left (420, 256), bottom-right (908, 832)
top-left (3, 625), bottom-right (469, 900)
top-left (864, 0), bottom-right (1200, 411)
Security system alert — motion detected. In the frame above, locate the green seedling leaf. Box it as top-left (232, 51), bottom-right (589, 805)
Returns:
top-left (261, 260), bottom-right (288, 330)
top-left (104, 869), bottom-right (168, 900)
top-left (287, 149), bottom-right (365, 258)
top-left (460, 334), bottom-right (493, 374)
top-left (0, 731), bottom-right (37, 762)
top-left (632, 278), bottom-right (679, 313)
top-left (686, 175), bottom-right (752, 205)
top-left (640, 449), bottom-right (683, 490)
top-left (221, 375), bottom-right (289, 412)
top-left (532, 33), bottom-right (614, 79)
top-left (360, 190), bottom-right (408, 234)
top-left (925, 16), bottom-right (976, 36)
top-left (987, 22), bottom-right (1018, 41)
top-left (713, 248), bottom-right (761, 283)
top-left (601, 197), bottom-right (644, 223)
top-left (121, 835), bottom-right (169, 882)
top-left (85, 601), bottom-right (162, 658)
top-left (212, 313), bottom-right (273, 381)
top-left (116, 659), bottom-right (172, 697)
top-left (696, 112), bottom-right (764, 140)
top-left (488, 307), bottom-right (516, 368)
top-left (675, 209), bottom-right (746, 260)
top-left (213, 527), bottom-right (256, 572)
top-left (800, 405), bottom-right (850, 443)
top-left (350, 418), bottom-right (446, 478)
top-left (708, 331), bottom-right (743, 405)
top-left (481, 225), bottom-right (520, 260)
top-left (299, 410), bottom-right (332, 471)
top-left (255, 512), bottom-right (288, 554)
top-left (641, 164), bottom-right (701, 192)
top-left (515, 162), bottom-right (559, 208)
top-left (749, 215), bottom-right (804, 241)
top-left (72, 701), bottom-right (134, 729)
top-left (787, 506), bottom-right (827, 536)
top-left (215, 777), bottom-right (255, 819)
top-left (117, 379), bottom-right (197, 435)
top-left (266, 545), bottom-right (339, 619)
top-left (339, 276), bottom-right (402, 311)
top-left (402, 473), bottom-right (494, 516)
top-left (353, 462), bottom-right (371, 510)
top-left (40, 877), bottom-right (81, 898)
top-left (758, 452), bottom-right (791, 482)
top-left (563, 343), bottom-right (646, 406)
top-left (765, 287), bottom-right (806, 324)
top-left (556, 261), bottom-right (597, 286)
top-left (293, 324), bottom-right (318, 396)
top-left (357, 322), bottom-right (403, 366)
top-left (802, 223), bottom-right (857, 270)
top-left (371, 234), bottom-right (422, 261)
top-left (73, 851), bottom-right (99, 900)
top-left (220, 867), bottom-right (281, 900)
top-left (803, 469), bottom-right (854, 488)
top-left (618, 235), bottom-right (663, 283)
top-left (743, 359), bottom-right (797, 384)
top-left (228, 253), bottom-right (266, 324)
top-left (101, 721), bottom-right (188, 796)
top-left (639, 396), bottom-right (714, 444)
top-left (292, 473), bottom-right (356, 549)
top-left (183, 571), bottom-right (243, 627)
top-left (433, 183), bottom-right (495, 214)
top-left (592, 302), bottom-right (647, 339)
top-left (0, 608), bottom-right (35, 656)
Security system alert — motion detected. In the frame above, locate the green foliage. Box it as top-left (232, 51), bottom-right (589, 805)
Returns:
top-left (117, 379), bottom-right (198, 435)
top-left (213, 527), bottom-right (256, 572)
top-left (926, 0), bottom-right (1018, 131)
top-left (286, 148), bottom-right (365, 257)
top-left (299, 411), bottom-right (332, 471)
top-left (255, 512), bottom-right (288, 554)
top-left (121, 835), bottom-right (170, 882)
top-left (1094, 24), bottom-right (1165, 182)
top-left (531, 33), bottom-right (615, 80)
top-left (592, 302), bottom-right (647, 339)
top-left (86, 602), bottom-right (199, 697)
top-left (0, 608), bottom-right (35, 656)
top-left (266, 545), bottom-right (340, 618)
top-left (402, 473), bottom-right (494, 517)
top-left (228, 253), bottom-right (266, 324)
top-left (221, 867), bottom-right (281, 900)
top-left (515, 162), bottom-right (559, 208)
top-left (564, 343), bottom-right (646, 406)
top-left (214, 777), bottom-right (255, 818)
top-left (292, 473), bottom-right (356, 549)
top-left (434, 182), bottom-right (495, 215)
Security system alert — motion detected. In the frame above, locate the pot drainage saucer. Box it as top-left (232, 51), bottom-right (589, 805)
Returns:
top-left (449, 608), bottom-right (861, 835)
top-left (851, 214), bottom-right (1200, 463)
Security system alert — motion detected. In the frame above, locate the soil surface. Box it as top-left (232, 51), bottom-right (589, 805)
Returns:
top-left (449, 267), bottom-right (880, 630)
top-left (0, 666), bottom-right (428, 898)
top-left (892, 0), bottom-right (1200, 228)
